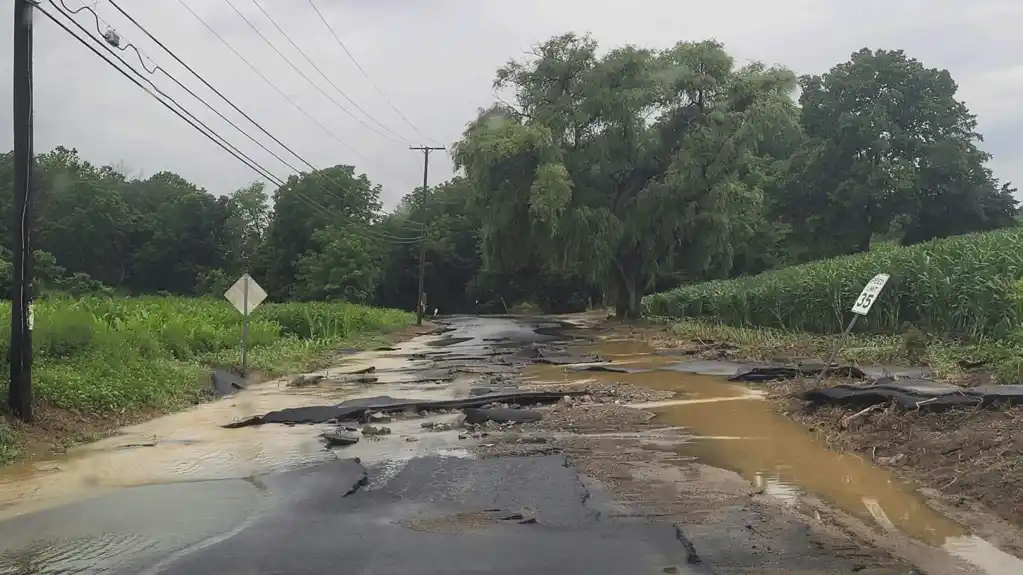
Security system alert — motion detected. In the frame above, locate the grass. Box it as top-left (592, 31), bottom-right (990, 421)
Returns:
top-left (644, 227), bottom-right (1023, 381)
top-left (0, 295), bottom-right (414, 418)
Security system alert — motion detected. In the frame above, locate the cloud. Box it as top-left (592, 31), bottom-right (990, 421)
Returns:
top-left (1, 0), bottom-right (1020, 208)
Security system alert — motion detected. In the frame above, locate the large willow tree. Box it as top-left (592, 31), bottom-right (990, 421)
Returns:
top-left (453, 35), bottom-right (799, 318)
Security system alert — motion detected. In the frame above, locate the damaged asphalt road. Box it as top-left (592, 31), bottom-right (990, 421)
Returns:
top-left (0, 315), bottom-right (931, 574)
top-left (155, 454), bottom-right (708, 575)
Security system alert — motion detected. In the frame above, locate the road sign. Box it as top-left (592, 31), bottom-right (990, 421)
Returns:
top-left (224, 274), bottom-right (267, 316)
top-left (814, 272), bottom-right (891, 387)
top-left (224, 274), bottom-right (267, 376)
top-left (850, 273), bottom-right (890, 316)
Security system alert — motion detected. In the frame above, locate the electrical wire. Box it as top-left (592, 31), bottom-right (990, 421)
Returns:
top-left (158, 0), bottom-right (369, 162)
top-left (304, 0), bottom-right (442, 147)
top-left (68, 0), bottom-right (406, 233)
top-left (41, 3), bottom-right (424, 245)
top-left (165, 0), bottom-right (424, 188)
top-left (245, 0), bottom-right (414, 145)
top-left (73, 1), bottom-right (423, 242)
top-left (219, 0), bottom-right (410, 145)
top-left (87, 0), bottom-right (367, 179)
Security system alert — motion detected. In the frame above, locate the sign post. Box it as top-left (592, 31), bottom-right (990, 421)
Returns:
top-left (813, 273), bottom-right (891, 386)
top-left (224, 273), bottom-right (267, 376)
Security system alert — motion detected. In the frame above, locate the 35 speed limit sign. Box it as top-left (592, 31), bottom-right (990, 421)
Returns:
top-left (851, 273), bottom-right (890, 316)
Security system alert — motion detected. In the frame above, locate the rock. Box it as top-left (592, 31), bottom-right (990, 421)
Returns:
top-left (405, 436), bottom-right (419, 443)
top-left (458, 433), bottom-right (469, 440)
top-left (518, 436), bottom-right (549, 444)
top-left (362, 425), bottom-right (392, 436)
top-left (323, 429), bottom-right (360, 446)
top-left (558, 395), bottom-right (574, 407)
top-left (289, 374), bottom-right (326, 387)
top-left (367, 412), bottom-right (392, 423)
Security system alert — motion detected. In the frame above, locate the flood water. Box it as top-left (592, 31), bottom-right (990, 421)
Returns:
top-left (0, 336), bottom-right (467, 522)
top-left (526, 338), bottom-right (1023, 575)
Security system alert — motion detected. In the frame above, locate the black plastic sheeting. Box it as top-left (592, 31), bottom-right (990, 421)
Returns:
top-left (798, 377), bottom-right (1023, 411)
top-left (210, 369), bottom-right (248, 396)
top-left (224, 391), bottom-right (586, 428)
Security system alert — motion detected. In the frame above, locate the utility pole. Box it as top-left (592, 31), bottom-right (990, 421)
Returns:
top-left (10, 0), bottom-right (35, 422)
top-left (410, 145), bottom-right (443, 326)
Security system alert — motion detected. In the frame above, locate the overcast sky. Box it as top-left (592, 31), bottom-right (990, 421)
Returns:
top-left (1, 0), bottom-right (1021, 209)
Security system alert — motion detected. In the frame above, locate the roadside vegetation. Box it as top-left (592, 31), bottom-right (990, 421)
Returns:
top-left (0, 296), bottom-right (412, 462)
top-left (645, 227), bottom-right (1023, 380)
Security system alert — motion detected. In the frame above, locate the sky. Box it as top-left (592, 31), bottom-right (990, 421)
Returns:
top-left (1, 0), bottom-right (1021, 209)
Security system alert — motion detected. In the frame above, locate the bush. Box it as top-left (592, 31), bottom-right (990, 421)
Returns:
top-left (644, 227), bottom-right (1023, 340)
top-left (0, 295), bottom-right (415, 413)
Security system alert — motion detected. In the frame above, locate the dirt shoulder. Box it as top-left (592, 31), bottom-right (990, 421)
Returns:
top-left (628, 318), bottom-right (1023, 533)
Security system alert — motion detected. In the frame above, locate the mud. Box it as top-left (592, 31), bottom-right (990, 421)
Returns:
top-left (499, 335), bottom-right (1023, 574)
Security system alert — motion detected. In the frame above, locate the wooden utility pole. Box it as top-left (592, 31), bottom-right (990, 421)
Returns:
top-left (10, 0), bottom-right (35, 422)
top-left (410, 145), bottom-right (443, 326)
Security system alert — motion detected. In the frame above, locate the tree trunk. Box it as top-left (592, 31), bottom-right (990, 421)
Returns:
top-left (612, 263), bottom-right (643, 320)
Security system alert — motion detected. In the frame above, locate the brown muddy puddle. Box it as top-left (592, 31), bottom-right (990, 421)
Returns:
top-left (526, 338), bottom-right (1023, 575)
top-left (0, 335), bottom-right (472, 520)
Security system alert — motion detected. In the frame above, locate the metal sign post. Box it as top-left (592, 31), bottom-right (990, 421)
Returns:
top-left (813, 273), bottom-right (891, 386)
top-left (224, 273), bottom-right (267, 376)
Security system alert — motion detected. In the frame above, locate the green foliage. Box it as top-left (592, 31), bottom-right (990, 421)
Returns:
top-left (645, 227), bottom-right (1023, 341)
top-left (453, 35), bottom-right (802, 318)
top-left (775, 49), bottom-right (1017, 260)
top-left (294, 226), bottom-right (381, 303)
top-left (0, 296), bottom-right (414, 414)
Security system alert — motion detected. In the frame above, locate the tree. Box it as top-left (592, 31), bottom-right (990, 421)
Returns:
top-left (294, 226), bottom-right (380, 302)
top-left (33, 147), bottom-right (134, 287)
top-left (121, 172), bottom-right (233, 295)
top-left (453, 35), bottom-right (799, 318)
top-left (259, 166), bottom-right (382, 300)
top-left (779, 49), bottom-right (1018, 256)
top-left (224, 182), bottom-right (270, 273)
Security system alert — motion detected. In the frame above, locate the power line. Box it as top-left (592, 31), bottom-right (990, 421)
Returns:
top-left (71, 0), bottom-right (406, 234)
top-left (218, 0), bottom-right (410, 146)
top-left (245, 0), bottom-right (414, 145)
top-left (41, 3), bottom-right (424, 245)
top-left (165, 0), bottom-right (370, 162)
top-left (303, 0), bottom-right (442, 147)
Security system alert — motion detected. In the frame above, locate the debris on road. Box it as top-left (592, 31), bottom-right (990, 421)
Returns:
top-left (288, 374), bottom-right (326, 387)
top-left (322, 429), bottom-right (361, 446)
top-left (225, 391), bottom-right (588, 428)
top-left (210, 368), bottom-right (248, 396)
top-left (463, 407), bottom-right (543, 425)
top-left (797, 377), bottom-right (1023, 411)
top-left (729, 362), bottom-right (866, 382)
top-left (361, 425), bottom-right (392, 436)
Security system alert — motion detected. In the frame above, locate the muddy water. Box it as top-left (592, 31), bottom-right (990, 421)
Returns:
top-left (526, 338), bottom-right (1023, 575)
top-left (0, 335), bottom-right (464, 521)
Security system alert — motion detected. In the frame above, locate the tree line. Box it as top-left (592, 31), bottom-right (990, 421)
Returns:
top-left (2, 36), bottom-right (1017, 317)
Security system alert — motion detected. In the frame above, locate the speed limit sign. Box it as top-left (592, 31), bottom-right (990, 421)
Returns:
top-left (851, 273), bottom-right (890, 316)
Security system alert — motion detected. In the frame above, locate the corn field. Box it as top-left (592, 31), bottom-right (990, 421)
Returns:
top-left (643, 227), bottom-right (1023, 340)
